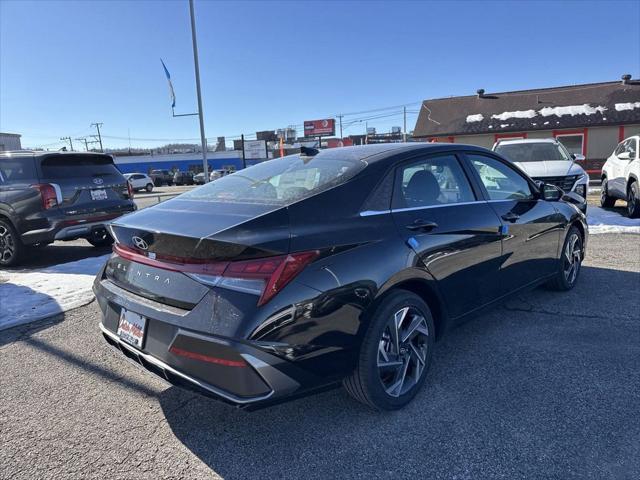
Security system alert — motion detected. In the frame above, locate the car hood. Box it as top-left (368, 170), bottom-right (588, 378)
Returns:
top-left (512, 160), bottom-right (586, 178)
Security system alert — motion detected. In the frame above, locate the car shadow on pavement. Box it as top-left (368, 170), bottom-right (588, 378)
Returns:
top-left (158, 265), bottom-right (640, 479)
top-left (5, 242), bottom-right (112, 270)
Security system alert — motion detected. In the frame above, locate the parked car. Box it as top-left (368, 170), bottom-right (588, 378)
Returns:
top-left (209, 169), bottom-right (230, 181)
top-left (173, 171), bottom-right (195, 186)
top-left (123, 173), bottom-right (154, 192)
top-left (192, 172), bottom-right (206, 185)
top-left (94, 144), bottom-right (587, 410)
top-left (0, 151), bottom-right (136, 266)
top-left (601, 135), bottom-right (640, 217)
top-left (150, 169), bottom-right (173, 186)
top-left (493, 138), bottom-right (589, 212)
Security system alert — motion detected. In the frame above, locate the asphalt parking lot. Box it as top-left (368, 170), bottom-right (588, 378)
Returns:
top-left (1, 233), bottom-right (639, 480)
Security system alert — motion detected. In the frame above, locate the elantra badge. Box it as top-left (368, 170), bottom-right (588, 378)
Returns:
top-left (132, 236), bottom-right (149, 250)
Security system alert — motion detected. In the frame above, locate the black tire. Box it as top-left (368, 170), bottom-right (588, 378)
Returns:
top-left (343, 290), bottom-right (435, 410)
top-left (600, 177), bottom-right (616, 208)
top-left (86, 229), bottom-right (114, 248)
top-left (145, 183), bottom-right (154, 193)
top-left (627, 181), bottom-right (640, 218)
top-left (547, 226), bottom-right (583, 291)
top-left (0, 218), bottom-right (24, 267)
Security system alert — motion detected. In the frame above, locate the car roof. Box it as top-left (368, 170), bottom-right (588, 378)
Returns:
top-left (0, 150), bottom-right (114, 160)
top-left (301, 142), bottom-right (491, 164)
top-left (495, 138), bottom-right (559, 146)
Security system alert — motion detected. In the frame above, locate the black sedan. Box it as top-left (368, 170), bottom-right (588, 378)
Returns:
top-left (94, 144), bottom-right (587, 410)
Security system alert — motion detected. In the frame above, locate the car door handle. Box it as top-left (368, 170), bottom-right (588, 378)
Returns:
top-left (501, 212), bottom-right (520, 222)
top-left (406, 220), bottom-right (438, 231)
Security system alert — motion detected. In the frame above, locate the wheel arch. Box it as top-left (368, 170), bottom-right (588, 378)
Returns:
top-left (627, 174), bottom-right (638, 192)
top-left (372, 272), bottom-right (449, 342)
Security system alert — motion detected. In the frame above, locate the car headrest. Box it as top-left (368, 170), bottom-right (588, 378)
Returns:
top-left (404, 170), bottom-right (441, 207)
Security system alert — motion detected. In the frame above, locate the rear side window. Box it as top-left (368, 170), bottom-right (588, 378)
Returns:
top-left (392, 154), bottom-right (475, 209)
top-left (182, 151), bottom-right (367, 205)
top-left (0, 157), bottom-right (37, 183)
top-left (40, 154), bottom-right (121, 179)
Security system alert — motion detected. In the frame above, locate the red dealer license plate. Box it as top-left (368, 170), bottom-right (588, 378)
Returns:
top-left (117, 308), bottom-right (147, 349)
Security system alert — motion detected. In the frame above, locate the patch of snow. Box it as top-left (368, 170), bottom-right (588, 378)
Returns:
top-left (466, 114), bottom-right (484, 123)
top-left (615, 102), bottom-right (640, 112)
top-left (500, 124), bottom-right (510, 128)
top-left (491, 109), bottom-right (536, 121)
top-left (539, 104), bottom-right (607, 117)
top-left (488, 125), bottom-right (493, 129)
top-left (0, 255), bottom-right (109, 330)
top-left (543, 121), bottom-right (550, 125)
top-left (587, 206), bottom-right (640, 234)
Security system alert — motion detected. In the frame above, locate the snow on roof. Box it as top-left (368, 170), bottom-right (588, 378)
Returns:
top-left (539, 104), bottom-right (607, 117)
top-left (466, 114), bottom-right (484, 123)
top-left (615, 102), bottom-right (640, 111)
top-left (491, 109), bottom-right (536, 121)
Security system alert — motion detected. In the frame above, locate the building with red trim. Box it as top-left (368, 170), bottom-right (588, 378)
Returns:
top-left (412, 75), bottom-right (640, 178)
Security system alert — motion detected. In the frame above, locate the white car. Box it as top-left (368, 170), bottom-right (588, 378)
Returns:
top-left (123, 173), bottom-right (154, 193)
top-left (601, 135), bottom-right (640, 218)
top-left (493, 138), bottom-right (589, 210)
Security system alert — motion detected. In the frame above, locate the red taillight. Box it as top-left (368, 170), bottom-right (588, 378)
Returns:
top-left (113, 244), bottom-right (319, 305)
top-left (31, 184), bottom-right (58, 209)
top-left (126, 181), bottom-right (134, 199)
top-left (229, 252), bottom-right (319, 306)
top-left (169, 346), bottom-right (247, 367)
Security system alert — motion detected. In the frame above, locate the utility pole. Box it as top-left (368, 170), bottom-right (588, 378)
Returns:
top-left (337, 114), bottom-right (343, 139)
top-left (60, 136), bottom-right (73, 151)
top-left (75, 137), bottom-right (90, 151)
top-left (189, 0), bottom-right (209, 182)
top-left (403, 106), bottom-right (407, 142)
top-left (91, 123), bottom-right (103, 152)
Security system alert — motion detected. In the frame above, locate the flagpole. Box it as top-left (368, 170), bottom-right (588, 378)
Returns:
top-left (189, 0), bottom-right (209, 182)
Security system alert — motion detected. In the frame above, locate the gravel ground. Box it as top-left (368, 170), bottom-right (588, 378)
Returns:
top-left (1, 233), bottom-right (639, 480)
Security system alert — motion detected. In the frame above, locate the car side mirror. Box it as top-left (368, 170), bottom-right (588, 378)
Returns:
top-left (571, 153), bottom-right (585, 162)
top-left (542, 183), bottom-right (563, 201)
top-left (618, 152), bottom-right (631, 160)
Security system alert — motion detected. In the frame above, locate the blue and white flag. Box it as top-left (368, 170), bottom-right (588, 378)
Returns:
top-left (160, 59), bottom-right (176, 108)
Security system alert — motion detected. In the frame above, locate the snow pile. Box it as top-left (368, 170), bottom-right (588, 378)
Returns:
top-left (615, 102), bottom-right (640, 112)
top-left (491, 109), bottom-right (536, 121)
top-left (588, 206), bottom-right (640, 234)
top-left (0, 254), bottom-right (109, 330)
top-left (466, 114), bottom-right (484, 123)
top-left (539, 104), bottom-right (607, 117)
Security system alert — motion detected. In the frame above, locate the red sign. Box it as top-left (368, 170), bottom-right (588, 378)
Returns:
top-left (304, 119), bottom-right (335, 137)
top-left (326, 138), bottom-right (354, 148)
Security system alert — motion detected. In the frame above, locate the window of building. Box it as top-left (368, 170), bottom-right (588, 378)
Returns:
top-left (553, 129), bottom-right (587, 156)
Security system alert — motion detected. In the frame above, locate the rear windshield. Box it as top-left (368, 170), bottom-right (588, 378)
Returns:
top-left (0, 157), bottom-right (37, 183)
top-left (181, 152), bottom-right (367, 205)
top-left (40, 154), bottom-right (122, 178)
top-left (495, 143), bottom-right (570, 162)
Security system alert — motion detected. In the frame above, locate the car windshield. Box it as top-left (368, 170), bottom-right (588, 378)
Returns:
top-left (495, 142), bottom-right (570, 162)
top-left (181, 152), bottom-right (367, 205)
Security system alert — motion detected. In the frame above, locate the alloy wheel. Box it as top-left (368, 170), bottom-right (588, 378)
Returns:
top-left (0, 224), bottom-right (16, 264)
top-left (563, 233), bottom-right (581, 285)
top-left (377, 306), bottom-right (429, 398)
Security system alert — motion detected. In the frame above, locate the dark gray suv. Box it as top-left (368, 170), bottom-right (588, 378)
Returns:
top-left (0, 151), bottom-right (136, 266)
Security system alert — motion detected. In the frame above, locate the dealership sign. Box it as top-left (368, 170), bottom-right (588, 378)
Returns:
top-left (243, 139), bottom-right (267, 159)
top-left (304, 119), bottom-right (335, 137)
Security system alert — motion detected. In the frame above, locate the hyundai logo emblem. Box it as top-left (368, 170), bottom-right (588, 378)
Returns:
top-left (93, 178), bottom-right (104, 185)
top-left (132, 236), bottom-right (149, 250)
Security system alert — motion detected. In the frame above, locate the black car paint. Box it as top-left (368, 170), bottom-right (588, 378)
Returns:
top-left (0, 152), bottom-right (136, 247)
top-left (94, 144), bottom-right (587, 407)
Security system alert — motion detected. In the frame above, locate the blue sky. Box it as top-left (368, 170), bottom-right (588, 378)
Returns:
top-left (1, 0), bottom-right (638, 150)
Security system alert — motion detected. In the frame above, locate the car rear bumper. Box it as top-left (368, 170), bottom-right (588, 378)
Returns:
top-left (94, 275), bottom-right (314, 408)
top-left (20, 204), bottom-right (136, 245)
